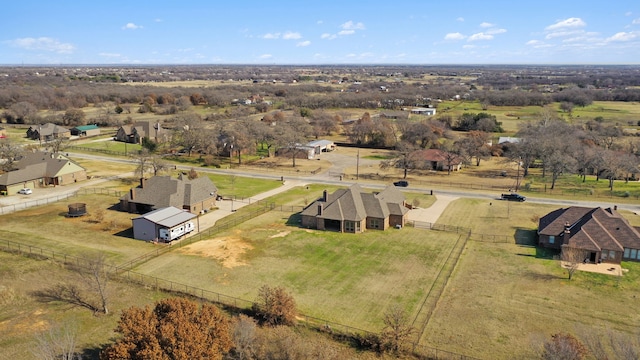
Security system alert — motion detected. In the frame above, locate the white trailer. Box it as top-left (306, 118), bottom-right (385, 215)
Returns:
top-left (159, 225), bottom-right (185, 241)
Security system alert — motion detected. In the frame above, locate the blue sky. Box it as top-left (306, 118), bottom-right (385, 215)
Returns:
top-left (2, 0), bottom-right (639, 65)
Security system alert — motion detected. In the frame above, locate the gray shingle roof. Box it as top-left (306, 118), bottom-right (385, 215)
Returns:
top-left (301, 184), bottom-right (407, 222)
top-left (0, 152), bottom-right (84, 186)
top-left (122, 175), bottom-right (217, 210)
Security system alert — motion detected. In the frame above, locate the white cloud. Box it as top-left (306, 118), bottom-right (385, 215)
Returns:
top-left (338, 30), bottom-right (355, 36)
top-left (486, 28), bottom-right (506, 35)
top-left (8, 37), bottom-right (75, 53)
top-left (480, 22), bottom-right (494, 28)
top-left (122, 22), bottom-right (143, 30)
top-left (340, 21), bottom-right (365, 30)
top-left (457, 17), bottom-right (464, 22)
top-left (545, 17), bottom-right (586, 31)
top-left (444, 32), bottom-right (465, 41)
top-left (633, 18), bottom-right (640, 25)
top-left (262, 32), bottom-right (280, 39)
top-left (259, 54), bottom-right (272, 59)
top-left (606, 31), bottom-right (639, 42)
top-left (317, 20), bottom-right (323, 24)
top-left (296, 40), bottom-right (311, 47)
top-left (468, 32), bottom-right (493, 41)
top-left (154, 18), bottom-right (163, 23)
top-left (282, 31), bottom-right (302, 40)
top-left (545, 30), bottom-right (583, 39)
top-left (321, 33), bottom-right (336, 40)
top-left (526, 39), bottom-right (553, 48)
top-left (462, 44), bottom-right (476, 49)
top-left (99, 52), bottom-right (121, 58)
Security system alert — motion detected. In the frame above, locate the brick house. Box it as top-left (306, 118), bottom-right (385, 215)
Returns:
top-left (538, 206), bottom-right (640, 264)
top-left (300, 184), bottom-right (409, 233)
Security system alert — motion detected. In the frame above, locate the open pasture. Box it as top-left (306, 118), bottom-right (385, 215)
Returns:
top-left (426, 197), bottom-right (640, 358)
top-left (134, 210), bottom-right (461, 331)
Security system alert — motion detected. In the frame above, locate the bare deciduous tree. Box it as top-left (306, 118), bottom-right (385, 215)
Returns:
top-left (32, 322), bottom-right (81, 360)
top-left (380, 305), bottom-right (415, 354)
top-left (541, 333), bottom-right (587, 360)
top-left (0, 138), bottom-right (23, 172)
top-left (561, 246), bottom-right (586, 281)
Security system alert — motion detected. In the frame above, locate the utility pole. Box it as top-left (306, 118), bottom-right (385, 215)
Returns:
top-left (356, 148), bottom-right (360, 180)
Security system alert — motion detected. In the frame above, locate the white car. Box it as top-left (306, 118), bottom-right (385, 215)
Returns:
top-left (18, 188), bottom-right (32, 195)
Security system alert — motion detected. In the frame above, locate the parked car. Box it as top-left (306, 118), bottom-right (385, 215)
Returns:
top-left (393, 180), bottom-right (409, 187)
top-left (18, 188), bottom-right (32, 195)
top-left (501, 193), bottom-right (525, 202)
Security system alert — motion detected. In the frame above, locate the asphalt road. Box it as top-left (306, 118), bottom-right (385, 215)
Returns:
top-left (3, 151), bottom-right (639, 214)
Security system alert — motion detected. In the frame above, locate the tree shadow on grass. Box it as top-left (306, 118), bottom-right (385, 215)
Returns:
top-left (31, 284), bottom-right (99, 313)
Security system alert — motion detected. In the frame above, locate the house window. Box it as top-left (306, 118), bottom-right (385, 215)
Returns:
top-left (344, 221), bottom-right (354, 232)
top-left (371, 218), bottom-right (380, 229)
top-left (609, 250), bottom-right (616, 260)
top-left (624, 248), bottom-right (630, 258)
top-left (602, 252), bottom-right (608, 260)
top-left (548, 235), bottom-right (555, 244)
top-left (632, 249), bottom-right (638, 259)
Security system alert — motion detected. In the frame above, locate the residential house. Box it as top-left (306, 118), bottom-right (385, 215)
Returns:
top-left (538, 206), bottom-right (640, 264)
top-left (300, 184), bottom-right (409, 233)
top-left (412, 149), bottom-right (463, 172)
top-left (498, 137), bottom-right (520, 145)
top-left (70, 124), bottom-right (100, 137)
top-left (115, 120), bottom-right (163, 144)
top-left (26, 123), bottom-right (71, 141)
top-left (120, 174), bottom-right (218, 214)
top-left (0, 151), bottom-right (87, 194)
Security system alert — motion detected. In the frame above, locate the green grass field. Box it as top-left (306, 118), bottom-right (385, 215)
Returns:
top-left (133, 210), bottom-right (461, 331)
top-left (428, 198), bottom-right (640, 358)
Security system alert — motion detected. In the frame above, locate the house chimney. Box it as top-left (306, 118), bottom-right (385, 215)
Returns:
top-left (140, 178), bottom-right (146, 188)
top-left (130, 188), bottom-right (135, 200)
top-left (317, 204), bottom-right (323, 216)
top-left (323, 190), bottom-right (328, 202)
top-left (614, 205), bottom-right (618, 211)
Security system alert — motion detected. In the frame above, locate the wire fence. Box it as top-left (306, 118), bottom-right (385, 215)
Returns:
top-left (0, 238), bottom-right (480, 360)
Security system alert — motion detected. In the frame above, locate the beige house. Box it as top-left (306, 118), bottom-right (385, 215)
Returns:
top-left (0, 152), bottom-right (87, 194)
top-left (300, 184), bottom-right (409, 233)
top-left (26, 123), bottom-right (71, 142)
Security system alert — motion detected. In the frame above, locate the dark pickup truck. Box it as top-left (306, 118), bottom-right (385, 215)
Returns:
top-left (501, 193), bottom-right (526, 202)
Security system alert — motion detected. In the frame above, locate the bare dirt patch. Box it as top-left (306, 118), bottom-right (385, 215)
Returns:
top-left (269, 230), bottom-right (291, 238)
top-left (179, 236), bottom-right (253, 268)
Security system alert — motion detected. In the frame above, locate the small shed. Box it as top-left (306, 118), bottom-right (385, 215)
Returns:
top-left (71, 124), bottom-right (100, 137)
top-left (132, 206), bottom-right (197, 241)
top-left (67, 203), bottom-right (87, 217)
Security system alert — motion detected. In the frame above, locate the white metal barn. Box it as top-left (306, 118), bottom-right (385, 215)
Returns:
top-left (132, 206), bottom-right (197, 242)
